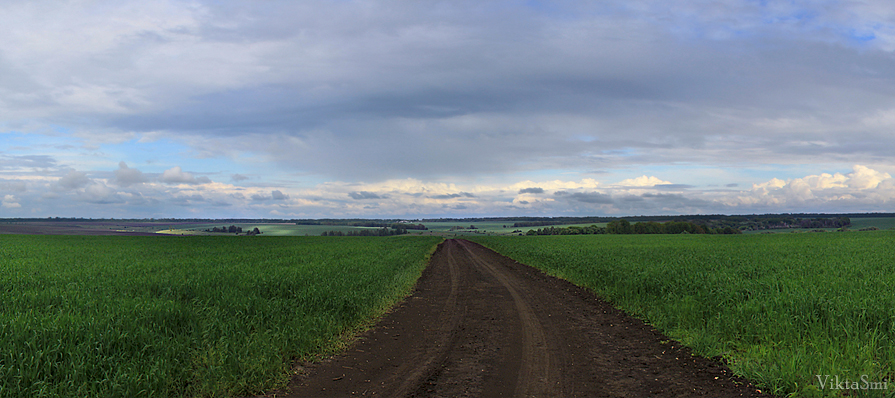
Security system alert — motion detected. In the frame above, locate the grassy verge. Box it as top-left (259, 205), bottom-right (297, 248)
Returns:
top-left (469, 232), bottom-right (895, 397)
top-left (0, 235), bottom-right (442, 397)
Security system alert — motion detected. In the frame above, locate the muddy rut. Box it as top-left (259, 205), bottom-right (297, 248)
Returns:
top-left (269, 239), bottom-right (768, 397)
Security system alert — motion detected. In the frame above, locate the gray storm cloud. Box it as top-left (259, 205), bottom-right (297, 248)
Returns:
top-left (2, 1), bottom-right (893, 183)
top-left (2, 1), bottom-right (895, 217)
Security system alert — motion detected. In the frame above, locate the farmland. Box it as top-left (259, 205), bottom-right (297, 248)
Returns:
top-left (3, 218), bottom-right (895, 397)
top-left (0, 235), bottom-right (441, 397)
top-left (469, 232), bottom-right (895, 397)
top-left (2, 214), bottom-right (894, 237)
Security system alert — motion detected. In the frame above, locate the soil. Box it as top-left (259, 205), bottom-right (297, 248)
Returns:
top-left (265, 239), bottom-right (771, 398)
top-left (0, 222), bottom-right (162, 236)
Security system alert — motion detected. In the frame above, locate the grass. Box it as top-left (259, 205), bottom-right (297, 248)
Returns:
top-left (469, 232), bottom-right (895, 397)
top-left (849, 218), bottom-right (895, 231)
top-left (0, 235), bottom-right (442, 397)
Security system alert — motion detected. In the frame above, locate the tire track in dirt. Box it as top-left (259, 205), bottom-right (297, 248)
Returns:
top-left (455, 239), bottom-right (560, 397)
top-left (389, 237), bottom-right (463, 397)
top-left (266, 239), bottom-right (770, 398)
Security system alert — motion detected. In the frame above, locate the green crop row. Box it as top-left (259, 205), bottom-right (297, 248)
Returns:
top-left (469, 232), bottom-right (895, 397)
top-left (0, 235), bottom-right (441, 398)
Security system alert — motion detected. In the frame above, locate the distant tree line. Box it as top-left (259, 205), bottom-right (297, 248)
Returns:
top-left (525, 225), bottom-right (607, 235)
top-left (321, 227), bottom-right (409, 237)
top-left (392, 223), bottom-right (428, 230)
top-left (709, 216), bottom-right (850, 231)
top-left (526, 220), bottom-right (742, 235)
top-left (205, 225), bottom-right (262, 235)
top-left (419, 214), bottom-right (865, 229)
top-left (207, 225), bottom-right (242, 233)
top-left (605, 220), bottom-right (741, 234)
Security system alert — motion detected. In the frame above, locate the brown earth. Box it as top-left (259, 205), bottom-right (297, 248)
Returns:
top-left (266, 239), bottom-right (771, 398)
top-left (0, 222), bottom-right (163, 236)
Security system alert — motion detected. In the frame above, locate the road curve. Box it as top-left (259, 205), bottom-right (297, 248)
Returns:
top-left (267, 239), bottom-right (767, 398)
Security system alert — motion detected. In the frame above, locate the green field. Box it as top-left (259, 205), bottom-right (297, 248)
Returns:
top-left (469, 232), bottom-right (895, 397)
top-left (0, 235), bottom-right (442, 397)
top-left (850, 217), bottom-right (895, 231)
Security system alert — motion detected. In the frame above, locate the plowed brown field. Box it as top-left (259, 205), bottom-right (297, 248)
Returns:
top-left (267, 239), bottom-right (770, 397)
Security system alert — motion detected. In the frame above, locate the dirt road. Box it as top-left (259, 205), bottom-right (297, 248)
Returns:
top-left (273, 239), bottom-right (768, 397)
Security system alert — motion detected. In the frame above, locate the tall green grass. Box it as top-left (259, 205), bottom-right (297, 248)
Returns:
top-left (470, 232), bottom-right (895, 397)
top-left (0, 235), bottom-right (441, 397)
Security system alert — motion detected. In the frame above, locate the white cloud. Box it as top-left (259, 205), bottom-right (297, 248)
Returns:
top-left (614, 175), bottom-right (672, 187)
top-left (733, 165), bottom-right (894, 211)
top-left (80, 182), bottom-right (122, 204)
top-left (159, 166), bottom-right (212, 185)
top-left (1, 162), bottom-right (893, 218)
top-left (2, 195), bottom-right (21, 208)
top-left (846, 165), bottom-right (891, 189)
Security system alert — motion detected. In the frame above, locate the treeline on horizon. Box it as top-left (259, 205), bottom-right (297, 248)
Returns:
top-left (204, 225), bottom-right (262, 235)
top-left (320, 227), bottom-right (412, 237)
top-left (503, 214), bottom-right (856, 229)
top-left (526, 220), bottom-right (743, 235)
top-left (526, 216), bottom-right (852, 236)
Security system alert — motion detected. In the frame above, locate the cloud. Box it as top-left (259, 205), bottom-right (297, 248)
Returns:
top-left (51, 169), bottom-right (125, 204)
top-left (0, 180), bottom-right (27, 192)
top-left (2, 195), bottom-right (21, 208)
top-left (614, 176), bottom-right (673, 187)
top-left (555, 191), bottom-right (614, 204)
top-left (431, 192), bottom-right (476, 199)
top-left (159, 166), bottom-right (212, 185)
top-left (348, 191), bottom-right (383, 200)
top-left (3, 0), bottom-right (893, 185)
top-left (113, 162), bottom-right (147, 186)
top-left (2, 2), bottom-right (895, 218)
top-left (847, 165), bottom-right (890, 189)
top-left (80, 182), bottom-right (122, 204)
top-left (1, 162), bottom-right (889, 218)
top-left (653, 184), bottom-right (695, 190)
top-left (56, 171), bottom-right (91, 191)
top-left (171, 194), bottom-right (206, 206)
top-left (252, 190), bottom-right (289, 201)
top-left (0, 155), bottom-right (57, 171)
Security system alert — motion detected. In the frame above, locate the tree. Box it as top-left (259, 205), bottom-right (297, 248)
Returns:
top-left (606, 219), bottom-right (633, 234)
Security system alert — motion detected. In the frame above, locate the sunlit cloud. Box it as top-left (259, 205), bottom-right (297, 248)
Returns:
top-left (159, 167), bottom-right (212, 185)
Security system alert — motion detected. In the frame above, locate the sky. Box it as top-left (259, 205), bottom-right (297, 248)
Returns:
top-left (1, 0), bottom-right (894, 219)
